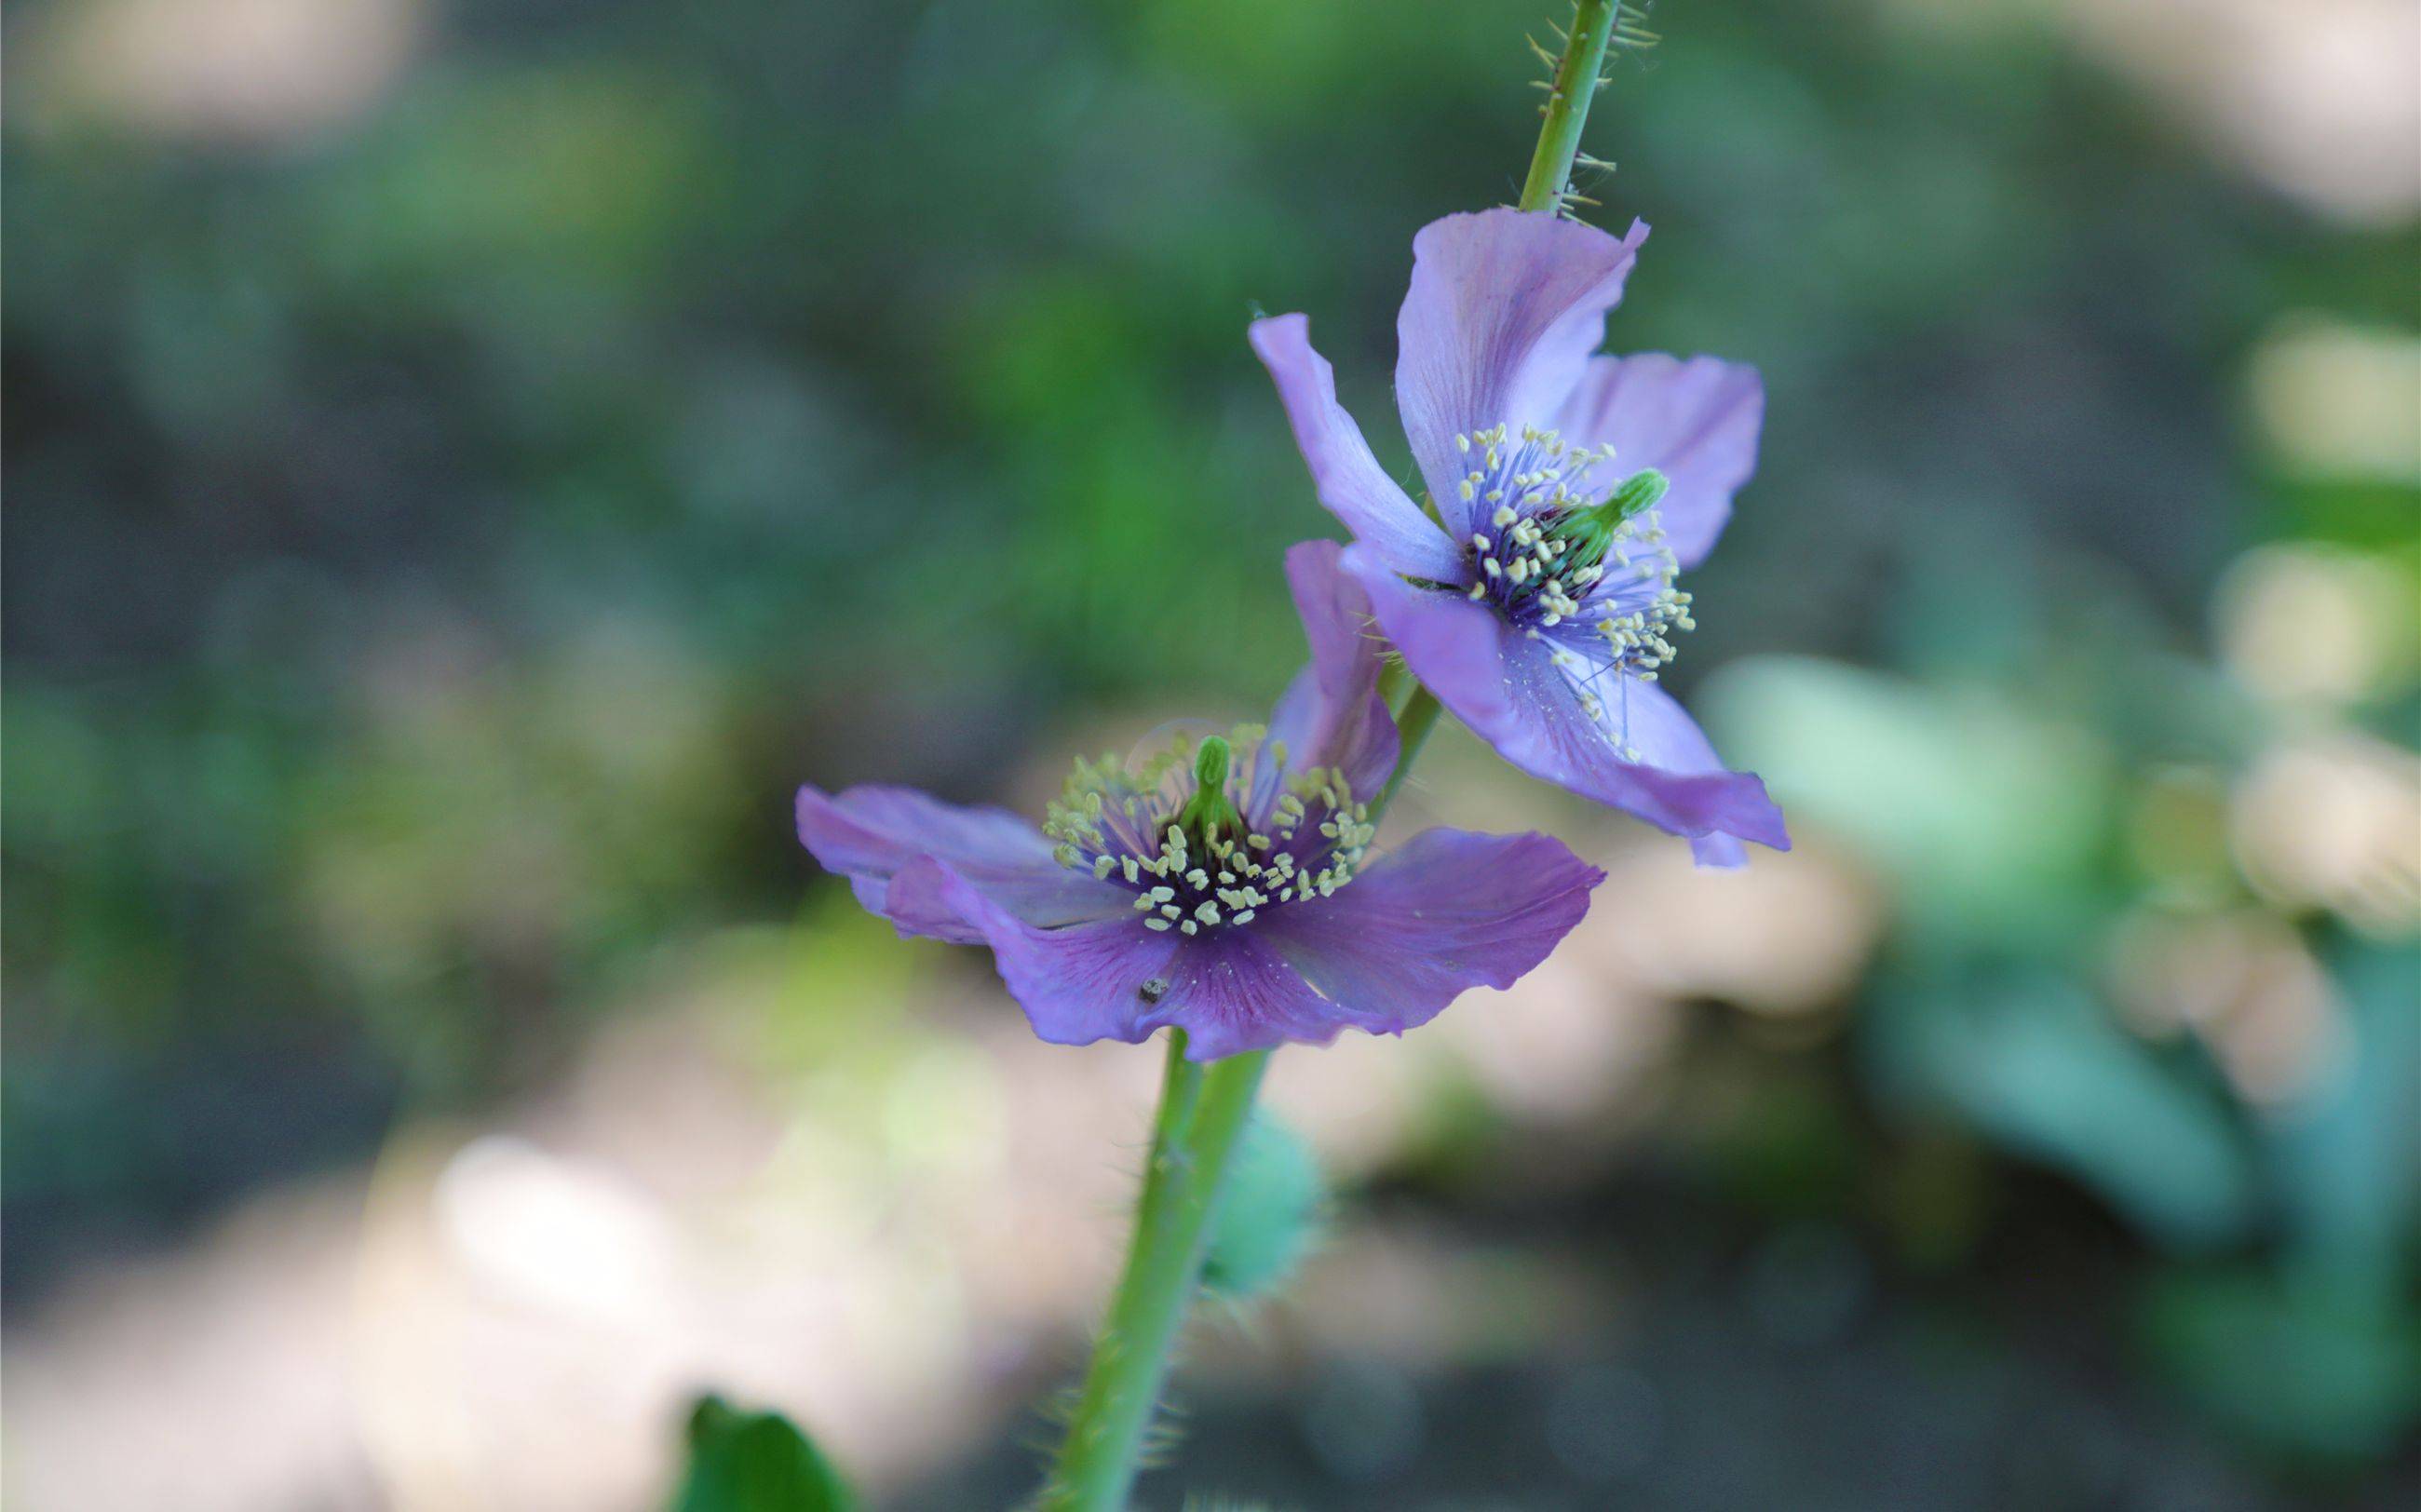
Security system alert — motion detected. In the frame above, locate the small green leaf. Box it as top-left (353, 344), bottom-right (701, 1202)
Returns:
top-left (670, 1395), bottom-right (859, 1512)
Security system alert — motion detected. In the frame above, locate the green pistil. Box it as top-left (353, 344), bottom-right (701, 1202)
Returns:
top-left (1547, 466), bottom-right (1668, 574)
top-left (1174, 736), bottom-right (1247, 845)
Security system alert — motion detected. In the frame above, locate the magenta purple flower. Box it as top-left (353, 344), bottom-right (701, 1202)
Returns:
top-left (798, 541), bottom-right (1605, 1061)
top-left (1251, 208), bottom-right (1787, 866)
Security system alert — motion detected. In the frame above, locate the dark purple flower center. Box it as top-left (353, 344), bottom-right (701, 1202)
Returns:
top-left (1449, 423), bottom-right (1696, 684)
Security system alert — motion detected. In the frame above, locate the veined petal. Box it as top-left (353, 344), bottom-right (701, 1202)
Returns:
top-left (913, 859), bottom-right (1183, 1047)
top-left (1396, 209), bottom-right (1648, 535)
top-left (1157, 929), bottom-right (1380, 1061)
top-left (1550, 354), bottom-right (1764, 571)
top-left (1340, 542), bottom-right (1519, 732)
top-left (1603, 674), bottom-right (1789, 857)
top-left (1258, 828), bottom-right (1603, 1033)
top-left (1249, 314), bottom-right (1466, 583)
top-left (921, 859), bottom-right (1353, 1060)
top-left (1345, 550), bottom-right (1787, 863)
top-left (1260, 539), bottom-right (1401, 805)
top-left (1685, 830), bottom-right (1749, 869)
top-left (795, 784), bottom-right (1129, 942)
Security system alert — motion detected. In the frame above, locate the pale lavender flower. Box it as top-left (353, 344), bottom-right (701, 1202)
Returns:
top-left (797, 541), bottom-right (1603, 1060)
top-left (1251, 209), bottom-right (1787, 866)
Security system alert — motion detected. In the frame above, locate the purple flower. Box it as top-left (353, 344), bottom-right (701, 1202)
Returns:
top-left (1250, 208), bottom-right (1787, 867)
top-left (797, 541), bottom-right (1604, 1061)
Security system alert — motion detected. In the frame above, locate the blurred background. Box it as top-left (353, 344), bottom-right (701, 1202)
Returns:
top-left (6, 0), bottom-right (2418, 1505)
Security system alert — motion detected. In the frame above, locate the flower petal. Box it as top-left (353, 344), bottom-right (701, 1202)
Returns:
top-left (795, 784), bottom-right (1129, 942)
top-left (1157, 929), bottom-right (1375, 1061)
top-left (1257, 827), bottom-right (1603, 1032)
top-left (1395, 209), bottom-right (1648, 535)
top-left (912, 858), bottom-right (1183, 1047)
top-left (1550, 354), bottom-right (1764, 570)
top-left (1249, 314), bottom-right (1466, 583)
top-left (1341, 541), bottom-right (1520, 728)
top-left (1259, 539), bottom-right (1401, 805)
top-left (1611, 678), bottom-right (1789, 867)
top-left (920, 858), bottom-right (1350, 1060)
top-left (1345, 548), bottom-right (1787, 862)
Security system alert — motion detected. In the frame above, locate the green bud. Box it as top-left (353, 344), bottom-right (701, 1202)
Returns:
top-left (1201, 1113), bottom-right (1322, 1301)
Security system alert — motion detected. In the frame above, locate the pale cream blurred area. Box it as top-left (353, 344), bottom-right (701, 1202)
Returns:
top-left (2, 824), bottom-right (1882, 1511)
top-left (1872, 0), bottom-right (2420, 223)
top-left (15, 0), bottom-right (426, 144)
top-left (2060, 0), bottom-right (2421, 225)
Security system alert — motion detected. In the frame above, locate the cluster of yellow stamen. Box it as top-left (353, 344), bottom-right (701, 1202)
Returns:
top-left (1042, 727), bottom-right (1374, 937)
top-left (1453, 425), bottom-right (1619, 625)
top-left (1597, 589), bottom-right (1694, 677)
top-left (1468, 506), bottom-right (1613, 625)
top-left (1449, 423), bottom-right (1697, 685)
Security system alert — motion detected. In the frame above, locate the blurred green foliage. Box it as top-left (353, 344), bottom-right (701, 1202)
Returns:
top-left (5, 0), bottom-right (2417, 1477)
top-left (1708, 585), bottom-right (2421, 1460)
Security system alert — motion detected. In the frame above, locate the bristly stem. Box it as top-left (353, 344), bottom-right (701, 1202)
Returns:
top-left (1373, 683), bottom-right (1443, 824)
top-left (1518, 0), bottom-right (1622, 215)
top-left (1040, 11), bottom-right (1633, 1504)
top-left (1382, 6), bottom-right (1623, 815)
top-left (1039, 1034), bottom-right (1267, 1510)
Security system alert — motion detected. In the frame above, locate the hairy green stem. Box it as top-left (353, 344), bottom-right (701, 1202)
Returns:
top-left (1518, 0), bottom-right (1620, 215)
top-left (1040, 11), bottom-right (1627, 1503)
top-left (1041, 1035), bottom-right (1267, 1510)
top-left (1373, 683), bottom-right (1443, 824)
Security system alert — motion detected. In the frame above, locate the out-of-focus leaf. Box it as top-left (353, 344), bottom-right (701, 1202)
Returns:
top-left (669, 1395), bottom-right (858, 1512)
top-left (2140, 1266), bottom-right (2421, 1465)
top-left (1699, 657), bottom-right (2115, 948)
top-left (1868, 973), bottom-right (2257, 1250)
top-left (2265, 944), bottom-right (2421, 1275)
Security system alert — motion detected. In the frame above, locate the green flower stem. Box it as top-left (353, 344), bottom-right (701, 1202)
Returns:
top-left (1041, 11), bottom-right (1625, 1501)
top-left (1518, 0), bottom-right (1621, 215)
top-left (1373, 682), bottom-right (1443, 824)
top-left (1377, 0), bottom-right (1618, 826)
top-left (1040, 677), bottom-right (1432, 1505)
top-left (1041, 1033), bottom-right (1268, 1511)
